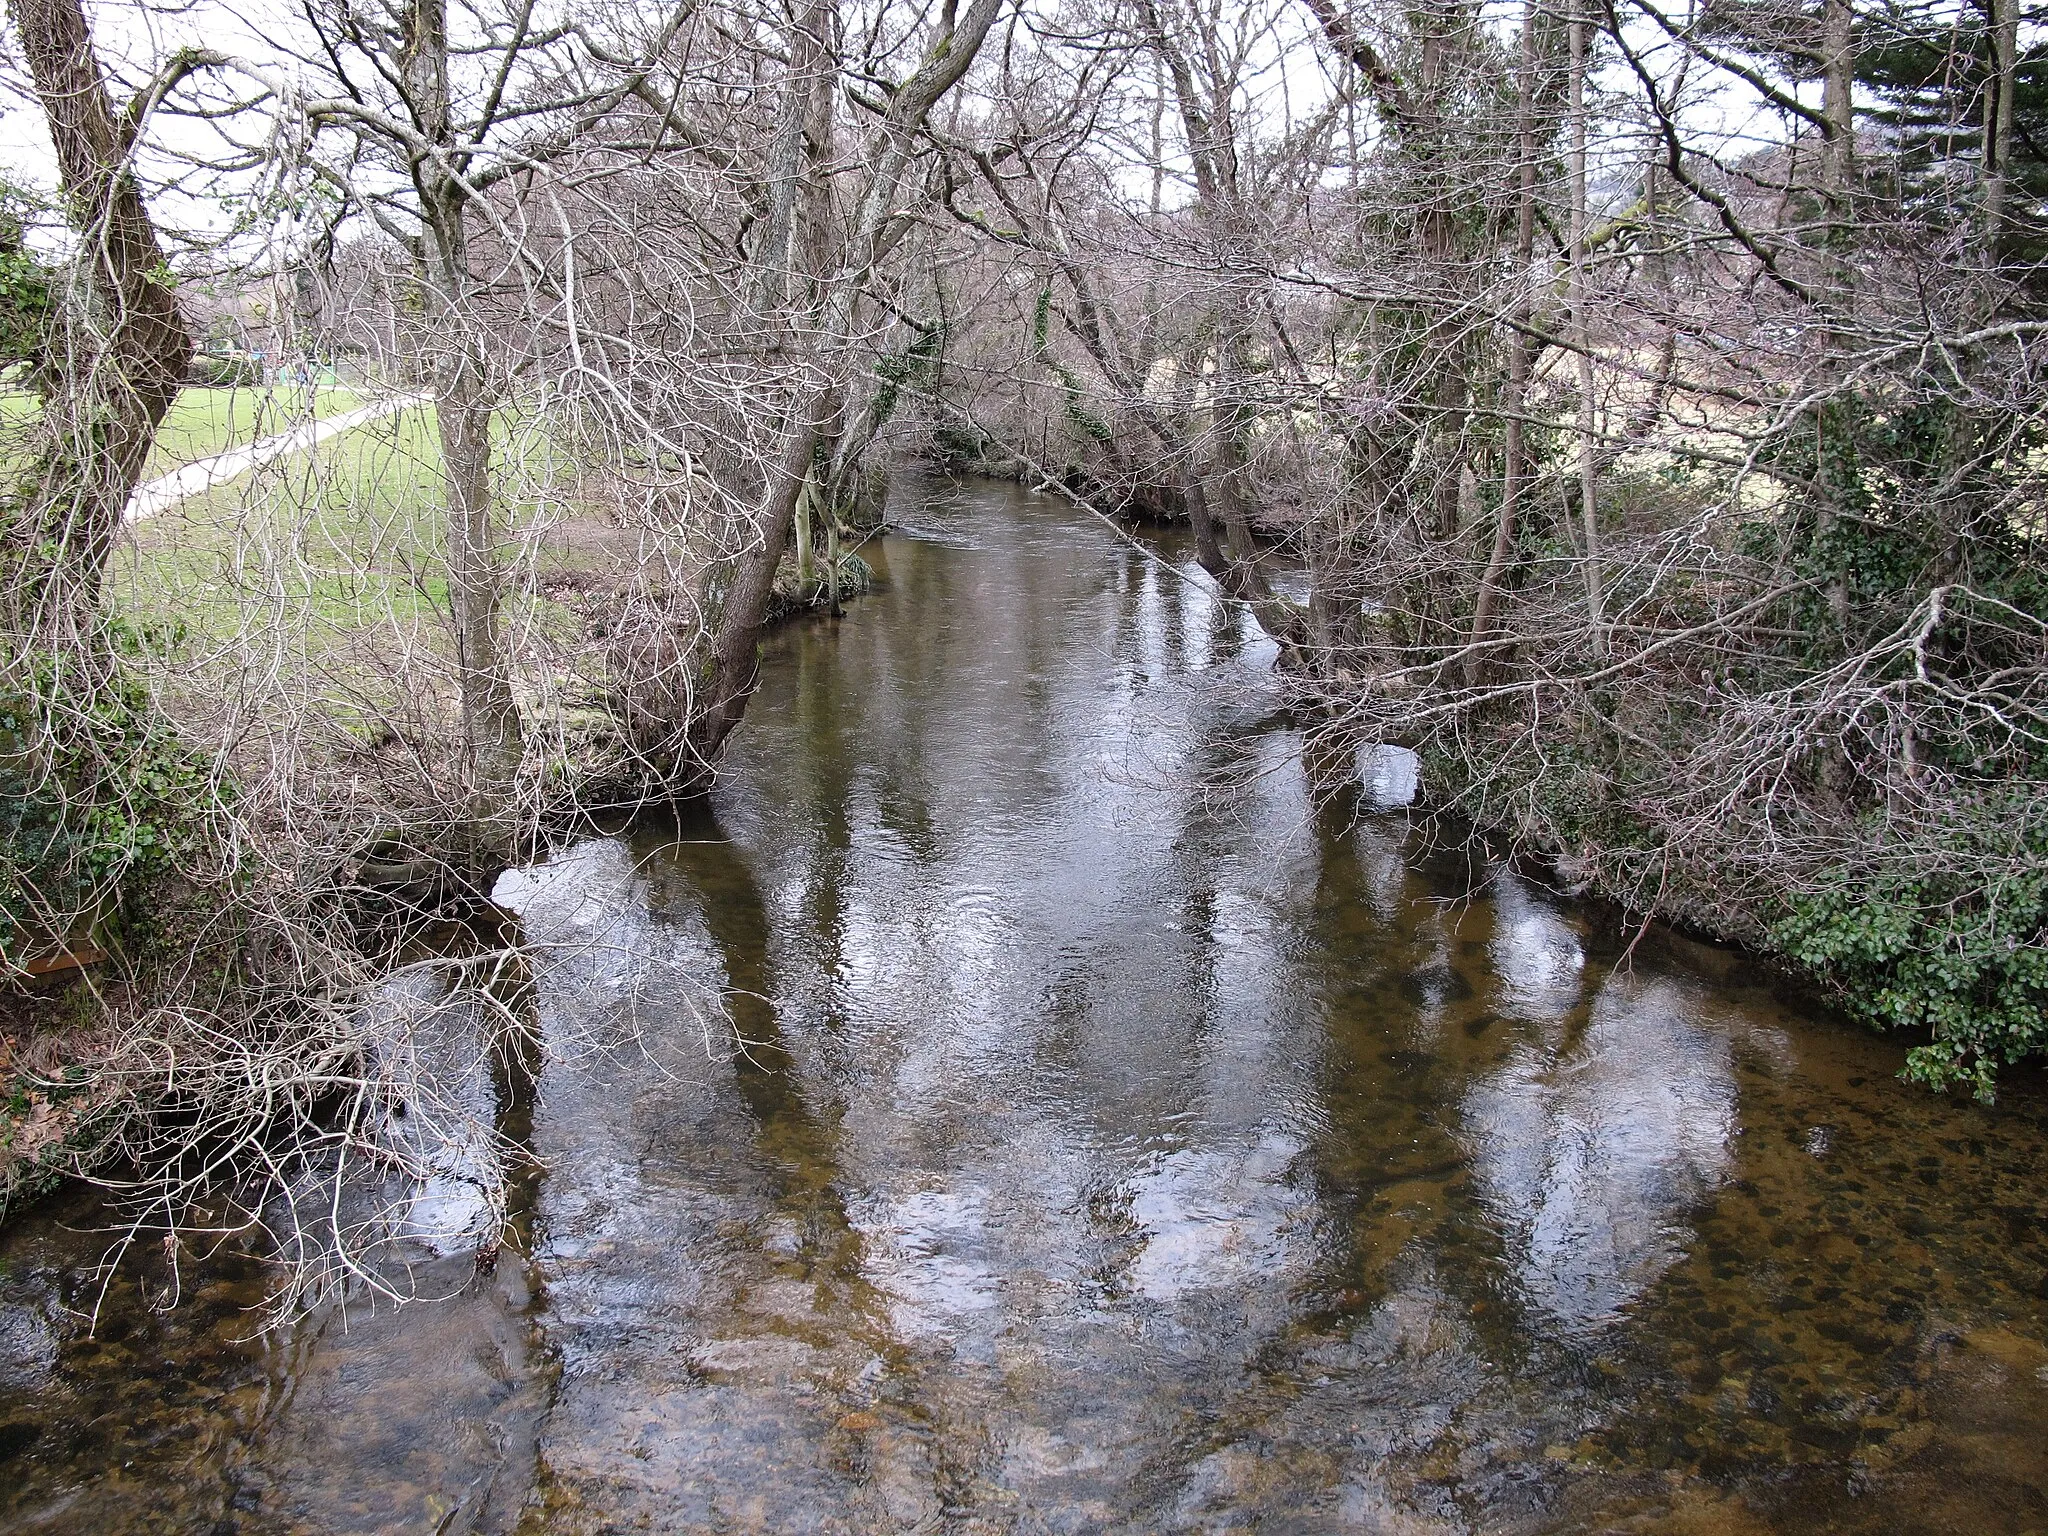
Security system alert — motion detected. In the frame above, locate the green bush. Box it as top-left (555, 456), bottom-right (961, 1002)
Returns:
top-left (0, 188), bottom-right (52, 374)
top-left (0, 637), bottom-right (221, 969)
top-left (1773, 830), bottom-right (2048, 1099)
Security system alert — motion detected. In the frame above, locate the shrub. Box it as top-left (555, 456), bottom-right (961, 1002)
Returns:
top-left (1773, 821), bottom-right (2048, 1099)
top-left (0, 636), bottom-right (223, 972)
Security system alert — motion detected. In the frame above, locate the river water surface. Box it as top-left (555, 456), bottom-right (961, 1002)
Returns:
top-left (5, 477), bottom-right (2048, 1533)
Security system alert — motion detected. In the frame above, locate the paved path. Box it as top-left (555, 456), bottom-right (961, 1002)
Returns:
top-left (124, 393), bottom-right (427, 522)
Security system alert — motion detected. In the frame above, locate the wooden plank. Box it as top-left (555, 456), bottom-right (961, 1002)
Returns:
top-left (19, 946), bottom-right (104, 977)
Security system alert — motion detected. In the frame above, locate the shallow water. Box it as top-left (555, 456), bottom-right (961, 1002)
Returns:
top-left (5, 475), bottom-right (2048, 1534)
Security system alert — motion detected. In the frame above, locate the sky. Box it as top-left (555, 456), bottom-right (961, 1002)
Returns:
top-left (0, 0), bottom-right (1808, 259)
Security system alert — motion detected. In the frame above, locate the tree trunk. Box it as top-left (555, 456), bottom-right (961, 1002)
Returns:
top-left (1466, 0), bottom-right (1539, 685)
top-left (1818, 0), bottom-right (1855, 636)
top-left (4, 0), bottom-right (192, 645)
top-left (680, 0), bottom-right (1005, 778)
top-left (424, 204), bottom-right (522, 816)
top-left (685, 402), bottom-right (825, 769)
top-left (1210, 314), bottom-right (1306, 654)
top-left (1166, 355), bottom-right (1230, 574)
top-left (400, 0), bottom-right (522, 829)
top-left (1570, 3), bottom-right (1604, 654)
top-left (1136, 0), bottom-right (1304, 651)
top-left (1983, 0), bottom-right (2015, 252)
top-left (751, 0), bottom-right (833, 321)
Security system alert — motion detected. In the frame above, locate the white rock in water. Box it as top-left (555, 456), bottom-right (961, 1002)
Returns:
top-left (1357, 744), bottom-right (1419, 810)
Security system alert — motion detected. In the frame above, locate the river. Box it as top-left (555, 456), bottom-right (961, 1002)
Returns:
top-left (4, 475), bottom-right (2047, 1533)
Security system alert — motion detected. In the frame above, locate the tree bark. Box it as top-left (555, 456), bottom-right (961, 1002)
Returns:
top-left (1136, 0), bottom-right (1304, 651)
top-left (1466, 0), bottom-right (1539, 685)
top-left (1570, 3), bottom-right (1605, 654)
top-left (1817, 0), bottom-right (1855, 636)
top-left (424, 202), bottom-right (522, 812)
top-left (685, 402), bottom-right (824, 768)
top-left (4, 0), bottom-right (192, 644)
top-left (1981, 0), bottom-right (2016, 256)
top-left (400, 0), bottom-right (523, 824)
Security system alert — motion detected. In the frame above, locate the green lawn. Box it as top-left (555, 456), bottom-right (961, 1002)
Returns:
top-left (116, 403), bottom-right (613, 679)
top-left (120, 400), bottom-right (449, 637)
top-left (143, 384), bottom-right (364, 475)
top-left (4, 376), bottom-right (616, 746)
top-left (0, 384), bottom-right (366, 479)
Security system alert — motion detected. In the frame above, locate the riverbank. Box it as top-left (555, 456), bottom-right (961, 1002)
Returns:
top-left (0, 472), bottom-right (893, 1226)
top-left (965, 431), bottom-right (2046, 1102)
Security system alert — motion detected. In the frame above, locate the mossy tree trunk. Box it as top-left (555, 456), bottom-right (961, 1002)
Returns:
top-left (3, 0), bottom-right (193, 648)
